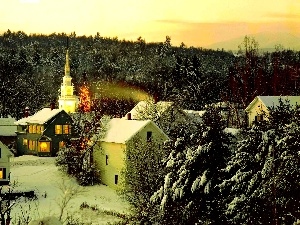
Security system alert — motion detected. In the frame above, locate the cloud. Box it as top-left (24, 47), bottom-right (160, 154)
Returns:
top-left (265, 12), bottom-right (300, 20)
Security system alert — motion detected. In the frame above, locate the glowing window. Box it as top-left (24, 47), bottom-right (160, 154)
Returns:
top-left (36, 125), bottom-right (41, 134)
top-left (28, 140), bottom-right (32, 150)
top-left (39, 142), bottom-right (50, 152)
top-left (55, 125), bottom-right (62, 134)
top-left (28, 125), bottom-right (33, 133)
top-left (32, 125), bottom-right (36, 133)
top-left (0, 168), bottom-right (3, 179)
top-left (63, 125), bottom-right (71, 134)
top-left (59, 141), bottom-right (65, 148)
top-left (23, 139), bottom-right (28, 146)
top-left (28, 140), bottom-right (36, 151)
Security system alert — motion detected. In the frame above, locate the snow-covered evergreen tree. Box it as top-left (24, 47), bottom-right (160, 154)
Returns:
top-left (223, 99), bottom-right (300, 224)
top-left (152, 106), bottom-right (232, 224)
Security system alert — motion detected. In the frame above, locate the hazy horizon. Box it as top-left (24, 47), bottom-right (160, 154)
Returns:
top-left (1, 0), bottom-right (300, 48)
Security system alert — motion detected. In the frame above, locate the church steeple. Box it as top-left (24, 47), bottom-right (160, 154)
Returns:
top-left (64, 49), bottom-right (70, 77)
top-left (58, 41), bottom-right (79, 113)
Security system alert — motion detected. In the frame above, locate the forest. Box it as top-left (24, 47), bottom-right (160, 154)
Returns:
top-left (1, 30), bottom-right (300, 120)
top-left (1, 30), bottom-right (300, 224)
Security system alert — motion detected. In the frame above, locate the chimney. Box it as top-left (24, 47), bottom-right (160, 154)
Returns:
top-left (127, 113), bottom-right (131, 120)
top-left (50, 102), bottom-right (55, 110)
top-left (24, 106), bottom-right (30, 118)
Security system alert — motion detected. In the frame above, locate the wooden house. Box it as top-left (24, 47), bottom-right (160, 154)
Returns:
top-left (14, 108), bottom-right (73, 156)
top-left (125, 100), bottom-right (191, 136)
top-left (0, 141), bottom-right (14, 185)
top-left (245, 96), bottom-right (300, 126)
top-left (93, 117), bottom-right (169, 189)
top-left (0, 116), bottom-right (17, 148)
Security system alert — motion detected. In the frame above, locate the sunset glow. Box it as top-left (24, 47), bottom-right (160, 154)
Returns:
top-left (1, 0), bottom-right (300, 47)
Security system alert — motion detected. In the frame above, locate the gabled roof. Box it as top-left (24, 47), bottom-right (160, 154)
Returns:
top-left (0, 141), bottom-right (14, 157)
top-left (14, 108), bottom-right (65, 125)
top-left (127, 101), bottom-right (176, 120)
top-left (0, 117), bottom-right (17, 136)
top-left (245, 96), bottom-right (300, 111)
top-left (101, 118), bottom-right (168, 144)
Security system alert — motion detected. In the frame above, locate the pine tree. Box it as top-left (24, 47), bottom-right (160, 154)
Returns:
top-left (152, 106), bottom-right (232, 224)
top-left (223, 99), bottom-right (300, 224)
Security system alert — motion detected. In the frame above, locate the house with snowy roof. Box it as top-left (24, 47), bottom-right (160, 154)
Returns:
top-left (0, 140), bottom-right (14, 185)
top-left (0, 116), bottom-right (17, 148)
top-left (245, 96), bottom-right (300, 126)
top-left (125, 100), bottom-right (191, 136)
top-left (93, 117), bottom-right (169, 189)
top-left (14, 108), bottom-right (73, 156)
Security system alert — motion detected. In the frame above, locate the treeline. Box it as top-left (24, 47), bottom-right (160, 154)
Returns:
top-left (0, 30), bottom-right (234, 119)
top-left (228, 36), bottom-right (300, 107)
top-left (1, 31), bottom-right (300, 119)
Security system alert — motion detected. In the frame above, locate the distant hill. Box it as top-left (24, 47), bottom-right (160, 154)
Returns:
top-left (205, 32), bottom-right (300, 52)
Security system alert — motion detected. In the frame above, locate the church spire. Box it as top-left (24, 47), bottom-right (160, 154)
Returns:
top-left (64, 49), bottom-right (70, 77)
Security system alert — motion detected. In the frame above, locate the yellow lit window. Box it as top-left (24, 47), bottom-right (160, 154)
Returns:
top-left (39, 142), bottom-right (50, 152)
top-left (28, 125), bottom-right (33, 133)
top-left (40, 126), bottom-right (44, 133)
top-left (59, 141), bottom-right (65, 148)
top-left (23, 138), bottom-right (28, 146)
top-left (28, 140), bottom-right (36, 151)
top-left (0, 168), bottom-right (3, 179)
top-left (36, 125), bottom-right (40, 134)
top-left (63, 125), bottom-right (71, 134)
top-left (55, 125), bottom-right (62, 134)
top-left (28, 140), bottom-right (32, 150)
top-left (32, 125), bottom-right (36, 133)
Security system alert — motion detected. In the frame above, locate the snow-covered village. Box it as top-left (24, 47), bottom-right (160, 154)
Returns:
top-left (1, 1), bottom-right (300, 225)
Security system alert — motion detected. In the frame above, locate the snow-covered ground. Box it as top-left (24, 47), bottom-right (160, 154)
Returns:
top-left (7, 155), bottom-right (130, 224)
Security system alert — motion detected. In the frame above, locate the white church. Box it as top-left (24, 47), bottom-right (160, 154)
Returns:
top-left (58, 49), bottom-right (79, 113)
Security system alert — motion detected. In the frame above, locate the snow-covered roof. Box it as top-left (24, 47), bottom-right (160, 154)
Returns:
top-left (14, 108), bottom-right (64, 125)
top-left (184, 110), bottom-right (206, 117)
top-left (101, 118), bottom-right (159, 144)
top-left (127, 101), bottom-right (174, 120)
top-left (246, 96), bottom-right (300, 111)
top-left (0, 117), bottom-right (17, 136)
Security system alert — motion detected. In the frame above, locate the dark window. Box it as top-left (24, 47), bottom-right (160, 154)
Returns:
top-left (147, 131), bottom-right (152, 142)
top-left (0, 148), bottom-right (1, 158)
top-left (255, 114), bottom-right (263, 122)
top-left (106, 155), bottom-right (108, 165)
top-left (115, 175), bottom-right (118, 184)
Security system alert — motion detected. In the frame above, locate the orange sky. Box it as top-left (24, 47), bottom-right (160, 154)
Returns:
top-left (1, 0), bottom-right (300, 47)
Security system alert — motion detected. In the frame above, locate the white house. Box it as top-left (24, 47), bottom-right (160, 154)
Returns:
top-left (245, 96), bottom-right (300, 126)
top-left (93, 117), bottom-right (169, 189)
top-left (125, 100), bottom-right (192, 136)
top-left (0, 141), bottom-right (14, 185)
top-left (0, 116), bottom-right (17, 147)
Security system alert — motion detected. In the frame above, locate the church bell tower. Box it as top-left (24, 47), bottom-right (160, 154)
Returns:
top-left (58, 49), bottom-right (79, 113)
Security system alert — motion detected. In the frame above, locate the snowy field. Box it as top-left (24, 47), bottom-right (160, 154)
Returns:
top-left (7, 155), bottom-right (130, 224)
